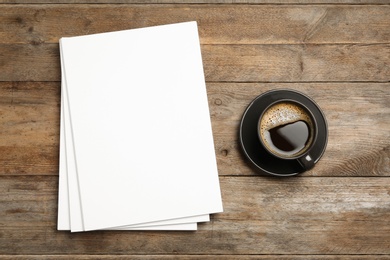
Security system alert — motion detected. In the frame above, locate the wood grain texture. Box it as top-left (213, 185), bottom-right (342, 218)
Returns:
top-left (209, 83), bottom-right (390, 176)
top-left (1, 44), bottom-right (389, 82)
top-left (0, 82), bottom-right (388, 176)
top-left (0, 82), bottom-right (59, 174)
top-left (1, 0), bottom-right (390, 4)
top-left (1, 5), bottom-right (389, 82)
top-left (1, 5), bottom-right (389, 44)
top-left (1, 176), bottom-right (390, 254)
top-left (202, 44), bottom-right (390, 82)
top-left (2, 256), bottom-right (390, 260)
top-left (1, 2), bottom-right (389, 258)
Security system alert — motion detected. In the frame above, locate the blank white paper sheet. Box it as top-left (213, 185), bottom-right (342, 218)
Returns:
top-left (57, 21), bottom-right (223, 232)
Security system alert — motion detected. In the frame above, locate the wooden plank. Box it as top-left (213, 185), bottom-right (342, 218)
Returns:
top-left (0, 44), bottom-right (60, 82)
top-left (0, 81), bottom-right (59, 174)
top-left (202, 44), bottom-right (390, 82)
top-left (0, 82), bottom-right (60, 174)
top-left (2, 0), bottom-right (390, 3)
top-left (0, 82), bottom-right (388, 176)
top-left (0, 5), bottom-right (389, 45)
top-left (1, 43), bottom-right (389, 82)
top-left (2, 256), bottom-right (390, 259)
top-left (1, 175), bottom-right (390, 254)
top-left (0, 146), bottom-right (59, 175)
top-left (0, 81), bottom-right (59, 146)
top-left (209, 83), bottom-right (390, 176)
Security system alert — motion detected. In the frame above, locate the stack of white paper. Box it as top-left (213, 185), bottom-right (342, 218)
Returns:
top-left (57, 21), bottom-right (223, 232)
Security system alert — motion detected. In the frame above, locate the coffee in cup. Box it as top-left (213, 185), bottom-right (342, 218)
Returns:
top-left (258, 100), bottom-right (317, 170)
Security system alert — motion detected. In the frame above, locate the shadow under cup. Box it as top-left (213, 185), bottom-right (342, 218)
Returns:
top-left (257, 99), bottom-right (318, 170)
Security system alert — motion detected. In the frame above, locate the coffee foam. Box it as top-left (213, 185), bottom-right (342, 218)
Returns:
top-left (259, 101), bottom-right (314, 156)
top-left (260, 102), bottom-right (313, 132)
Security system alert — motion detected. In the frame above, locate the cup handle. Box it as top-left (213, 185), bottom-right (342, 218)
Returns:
top-left (298, 154), bottom-right (315, 170)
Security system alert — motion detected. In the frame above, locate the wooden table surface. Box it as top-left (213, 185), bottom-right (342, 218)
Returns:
top-left (1, 0), bottom-right (389, 259)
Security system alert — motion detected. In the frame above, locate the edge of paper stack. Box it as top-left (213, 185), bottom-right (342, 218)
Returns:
top-left (57, 21), bottom-right (223, 232)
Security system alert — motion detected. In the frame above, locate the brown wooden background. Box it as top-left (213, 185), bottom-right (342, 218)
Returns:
top-left (1, 0), bottom-right (389, 259)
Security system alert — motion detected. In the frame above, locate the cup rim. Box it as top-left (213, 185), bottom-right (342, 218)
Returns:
top-left (257, 98), bottom-right (319, 161)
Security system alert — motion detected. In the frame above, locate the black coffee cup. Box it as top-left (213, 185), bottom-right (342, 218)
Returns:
top-left (257, 99), bottom-right (318, 170)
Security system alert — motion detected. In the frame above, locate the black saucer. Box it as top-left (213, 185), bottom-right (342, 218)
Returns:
top-left (239, 89), bottom-right (328, 176)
